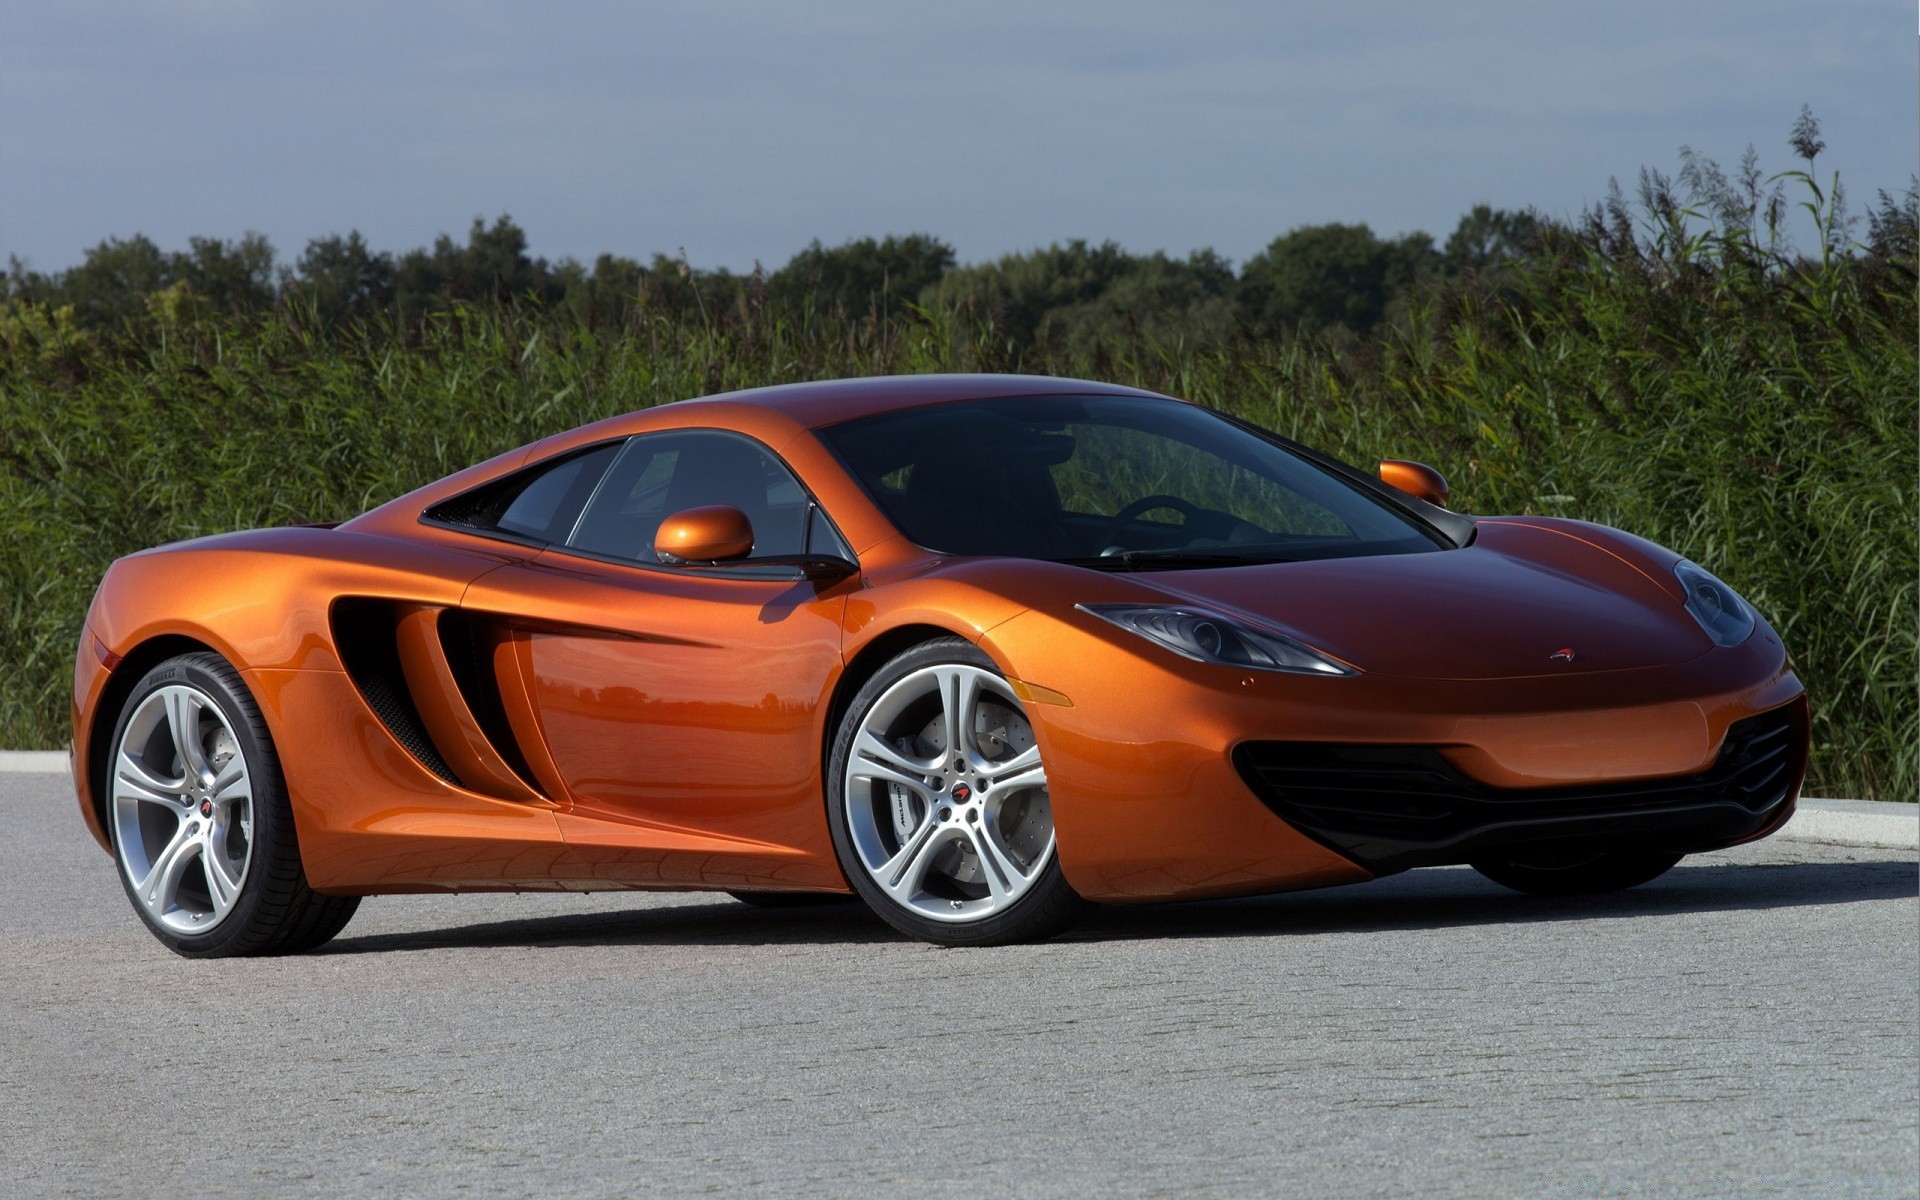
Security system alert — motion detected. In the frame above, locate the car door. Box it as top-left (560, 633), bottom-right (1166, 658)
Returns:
top-left (460, 429), bottom-right (858, 889)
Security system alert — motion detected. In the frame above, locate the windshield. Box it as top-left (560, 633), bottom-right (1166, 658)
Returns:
top-left (818, 395), bottom-right (1443, 568)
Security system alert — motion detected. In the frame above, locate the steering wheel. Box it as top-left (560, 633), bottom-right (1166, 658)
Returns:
top-left (1096, 494), bottom-right (1206, 552)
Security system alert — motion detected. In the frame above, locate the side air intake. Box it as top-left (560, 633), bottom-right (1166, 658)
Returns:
top-left (436, 608), bottom-right (544, 795)
top-left (329, 598), bottom-right (460, 784)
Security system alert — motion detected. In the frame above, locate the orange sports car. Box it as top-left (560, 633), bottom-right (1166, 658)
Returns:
top-left (72, 374), bottom-right (1808, 954)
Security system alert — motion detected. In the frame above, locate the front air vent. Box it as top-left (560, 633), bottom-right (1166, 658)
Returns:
top-left (1235, 701), bottom-right (1806, 873)
top-left (330, 598), bottom-right (460, 784)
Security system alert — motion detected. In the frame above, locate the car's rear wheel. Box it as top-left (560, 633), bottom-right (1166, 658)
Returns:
top-left (826, 638), bottom-right (1089, 946)
top-left (1472, 845), bottom-right (1684, 896)
top-left (107, 652), bottom-right (357, 957)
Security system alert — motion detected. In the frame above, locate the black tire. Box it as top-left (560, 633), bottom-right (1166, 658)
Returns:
top-left (726, 890), bottom-right (859, 908)
top-left (1472, 846), bottom-right (1684, 896)
top-left (105, 651), bottom-right (356, 957)
top-left (271, 891), bottom-right (364, 954)
top-left (825, 637), bottom-right (1090, 946)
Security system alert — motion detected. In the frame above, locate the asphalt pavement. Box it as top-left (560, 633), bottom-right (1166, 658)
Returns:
top-left (4, 770), bottom-right (1914, 1199)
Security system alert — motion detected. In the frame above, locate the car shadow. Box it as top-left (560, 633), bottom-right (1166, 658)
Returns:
top-left (1066, 858), bottom-right (1919, 943)
top-left (318, 858), bottom-right (1917, 954)
top-left (321, 896), bottom-right (890, 954)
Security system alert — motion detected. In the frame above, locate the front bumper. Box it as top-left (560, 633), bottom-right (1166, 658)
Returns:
top-left (1234, 698), bottom-right (1806, 874)
top-left (979, 608), bottom-right (1806, 904)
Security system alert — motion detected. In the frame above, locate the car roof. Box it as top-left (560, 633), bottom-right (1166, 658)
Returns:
top-left (667, 373), bottom-right (1173, 430)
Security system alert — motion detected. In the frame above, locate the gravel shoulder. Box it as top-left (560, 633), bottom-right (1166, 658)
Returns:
top-left (5, 772), bottom-right (1915, 1199)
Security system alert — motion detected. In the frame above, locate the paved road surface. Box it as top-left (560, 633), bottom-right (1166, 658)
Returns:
top-left (3, 771), bottom-right (1914, 1199)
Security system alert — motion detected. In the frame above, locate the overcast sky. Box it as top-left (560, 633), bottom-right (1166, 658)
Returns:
top-left (2, 1), bottom-right (1913, 274)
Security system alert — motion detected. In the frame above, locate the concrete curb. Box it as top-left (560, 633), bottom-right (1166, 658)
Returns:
top-left (1781, 798), bottom-right (1919, 852)
top-left (0, 751), bottom-right (68, 773)
top-left (2, 751), bottom-right (1911, 850)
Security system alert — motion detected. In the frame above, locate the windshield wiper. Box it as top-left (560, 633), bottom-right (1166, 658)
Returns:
top-left (1053, 550), bottom-right (1298, 572)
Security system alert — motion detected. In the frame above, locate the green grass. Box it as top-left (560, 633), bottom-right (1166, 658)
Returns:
top-left (1, 240), bottom-right (1913, 801)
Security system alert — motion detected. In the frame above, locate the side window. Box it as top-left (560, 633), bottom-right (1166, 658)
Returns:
top-left (426, 441), bottom-right (621, 544)
top-left (567, 430), bottom-right (823, 564)
top-left (807, 503), bottom-right (855, 560)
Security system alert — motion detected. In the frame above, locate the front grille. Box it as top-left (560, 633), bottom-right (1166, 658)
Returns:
top-left (1234, 702), bottom-right (1804, 873)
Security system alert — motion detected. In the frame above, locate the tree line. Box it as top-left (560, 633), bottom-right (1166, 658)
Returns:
top-left (2, 106), bottom-right (1913, 357)
top-left (1, 207), bottom-right (1540, 340)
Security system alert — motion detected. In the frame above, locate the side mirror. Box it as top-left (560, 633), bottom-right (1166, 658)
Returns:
top-left (655, 505), bottom-right (754, 564)
top-left (1378, 460), bottom-right (1450, 509)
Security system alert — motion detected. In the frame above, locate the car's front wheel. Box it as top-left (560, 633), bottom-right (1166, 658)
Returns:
top-left (1472, 846), bottom-right (1684, 896)
top-left (826, 638), bottom-right (1089, 946)
top-left (107, 651), bottom-right (358, 957)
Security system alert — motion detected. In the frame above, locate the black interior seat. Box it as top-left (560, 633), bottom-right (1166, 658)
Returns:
top-left (898, 457), bottom-right (1071, 558)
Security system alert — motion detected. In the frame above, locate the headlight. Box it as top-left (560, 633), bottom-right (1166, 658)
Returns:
top-left (1673, 559), bottom-right (1756, 647)
top-left (1077, 604), bottom-right (1355, 676)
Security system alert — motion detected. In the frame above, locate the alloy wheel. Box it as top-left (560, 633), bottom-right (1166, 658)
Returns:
top-left (841, 664), bottom-right (1054, 923)
top-left (110, 684), bottom-right (256, 935)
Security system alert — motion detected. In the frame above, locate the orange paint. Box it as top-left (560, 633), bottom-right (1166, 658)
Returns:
top-left (1378, 458), bottom-right (1450, 507)
top-left (654, 505), bottom-right (756, 563)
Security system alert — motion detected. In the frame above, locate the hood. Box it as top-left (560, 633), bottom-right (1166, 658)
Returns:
top-left (1131, 521), bottom-right (1710, 681)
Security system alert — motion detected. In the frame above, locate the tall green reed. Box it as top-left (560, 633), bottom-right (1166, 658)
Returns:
top-left (2, 202), bottom-right (1912, 801)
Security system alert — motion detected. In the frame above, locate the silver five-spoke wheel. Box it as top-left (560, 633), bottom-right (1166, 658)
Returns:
top-left (112, 684), bottom-right (256, 935)
top-left (104, 652), bottom-right (359, 957)
top-left (842, 660), bottom-right (1057, 925)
